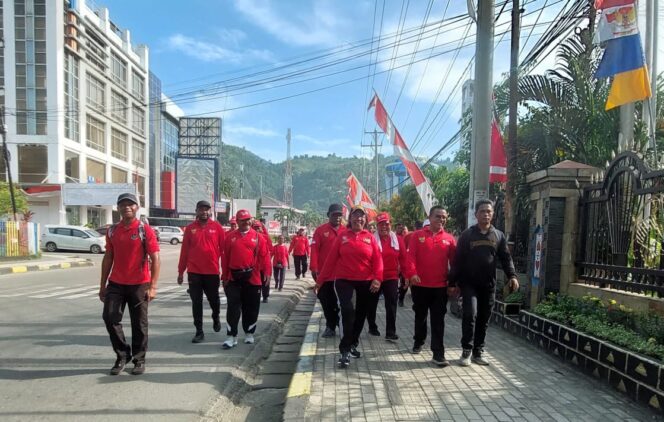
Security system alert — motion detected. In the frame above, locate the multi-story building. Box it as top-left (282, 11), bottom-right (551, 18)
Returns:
top-left (1, 0), bottom-right (149, 228)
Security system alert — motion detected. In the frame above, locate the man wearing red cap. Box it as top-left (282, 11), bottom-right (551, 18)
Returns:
top-left (177, 200), bottom-right (225, 344)
top-left (366, 212), bottom-right (416, 341)
top-left (407, 205), bottom-right (456, 367)
top-left (221, 210), bottom-right (271, 349)
top-left (289, 228), bottom-right (310, 279)
top-left (310, 203), bottom-right (346, 337)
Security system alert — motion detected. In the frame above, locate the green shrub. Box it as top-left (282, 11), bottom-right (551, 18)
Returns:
top-left (504, 291), bottom-right (525, 304)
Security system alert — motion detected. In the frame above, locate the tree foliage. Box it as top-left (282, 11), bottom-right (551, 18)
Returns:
top-left (0, 183), bottom-right (28, 217)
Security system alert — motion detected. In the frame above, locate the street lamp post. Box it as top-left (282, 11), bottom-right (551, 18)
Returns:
top-left (0, 37), bottom-right (17, 221)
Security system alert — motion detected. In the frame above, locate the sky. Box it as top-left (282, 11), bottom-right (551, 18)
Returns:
top-left (101, 0), bottom-right (664, 165)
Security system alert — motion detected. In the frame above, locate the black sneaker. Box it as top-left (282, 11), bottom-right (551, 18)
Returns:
top-left (432, 352), bottom-right (450, 367)
top-left (368, 327), bottom-right (381, 336)
top-left (322, 327), bottom-right (335, 338)
top-left (398, 299), bottom-right (404, 307)
top-left (412, 344), bottom-right (422, 354)
top-left (131, 362), bottom-right (145, 375)
top-left (192, 332), bottom-right (205, 343)
top-left (472, 351), bottom-right (490, 366)
top-left (338, 352), bottom-right (350, 368)
top-left (213, 318), bottom-right (221, 333)
top-left (385, 333), bottom-right (399, 341)
top-left (109, 358), bottom-right (126, 375)
top-left (349, 346), bottom-right (361, 358)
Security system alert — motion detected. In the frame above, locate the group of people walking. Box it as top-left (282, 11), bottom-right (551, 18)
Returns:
top-left (311, 200), bottom-right (519, 368)
top-left (98, 191), bottom-right (518, 375)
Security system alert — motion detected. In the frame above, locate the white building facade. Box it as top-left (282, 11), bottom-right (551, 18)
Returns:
top-left (1, 0), bottom-right (149, 228)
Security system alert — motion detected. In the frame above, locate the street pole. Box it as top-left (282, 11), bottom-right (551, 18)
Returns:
top-left (362, 130), bottom-right (382, 203)
top-left (506, 0), bottom-right (521, 241)
top-left (0, 106), bottom-right (17, 221)
top-left (644, 0), bottom-right (655, 149)
top-left (467, 0), bottom-right (495, 227)
top-left (239, 163), bottom-right (244, 198)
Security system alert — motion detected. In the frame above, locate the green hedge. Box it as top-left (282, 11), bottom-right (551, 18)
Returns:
top-left (534, 294), bottom-right (664, 362)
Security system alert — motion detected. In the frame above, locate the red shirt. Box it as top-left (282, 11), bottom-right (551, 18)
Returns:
top-left (178, 220), bottom-right (225, 276)
top-left (272, 244), bottom-right (289, 267)
top-left (404, 232), bottom-right (414, 249)
top-left (106, 220), bottom-right (160, 285)
top-left (379, 234), bottom-right (416, 281)
top-left (222, 229), bottom-right (271, 286)
top-left (318, 229), bottom-right (383, 285)
top-left (408, 227), bottom-right (456, 288)
top-left (289, 234), bottom-right (310, 256)
top-left (310, 223), bottom-right (346, 281)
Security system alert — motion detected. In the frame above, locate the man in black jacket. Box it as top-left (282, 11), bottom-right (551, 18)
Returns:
top-left (449, 199), bottom-right (519, 366)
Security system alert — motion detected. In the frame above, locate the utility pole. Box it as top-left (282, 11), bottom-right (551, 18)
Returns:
top-left (506, 0), bottom-right (521, 242)
top-left (239, 163), bottom-right (244, 198)
top-left (467, 0), bottom-right (495, 227)
top-left (284, 128), bottom-right (293, 207)
top-left (0, 106), bottom-right (17, 222)
top-left (363, 130), bottom-right (382, 202)
top-left (644, 0), bottom-right (658, 150)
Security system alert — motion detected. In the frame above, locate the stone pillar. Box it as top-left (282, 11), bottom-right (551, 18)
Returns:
top-left (525, 161), bottom-right (597, 308)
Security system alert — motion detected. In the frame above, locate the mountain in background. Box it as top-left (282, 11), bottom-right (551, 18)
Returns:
top-left (218, 142), bottom-right (455, 213)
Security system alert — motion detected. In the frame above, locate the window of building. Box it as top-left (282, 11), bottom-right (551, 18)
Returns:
top-left (86, 115), bottom-right (106, 152)
top-left (86, 158), bottom-right (106, 183)
top-left (84, 30), bottom-right (107, 73)
top-left (66, 205), bottom-right (81, 226)
top-left (86, 73), bottom-right (105, 112)
top-left (132, 139), bottom-right (145, 168)
top-left (111, 90), bottom-right (127, 124)
top-left (110, 52), bottom-right (127, 88)
top-left (162, 117), bottom-right (179, 172)
top-left (111, 166), bottom-right (127, 183)
top-left (132, 70), bottom-right (145, 102)
top-left (64, 52), bottom-right (80, 141)
top-left (111, 128), bottom-right (127, 161)
top-left (18, 144), bottom-right (48, 183)
top-left (133, 174), bottom-right (145, 207)
top-left (64, 150), bottom-right (80, 183)
top-left (87, 208), bottom-right (106, 228)
top-left (132, 106), bottom-right (145, 135)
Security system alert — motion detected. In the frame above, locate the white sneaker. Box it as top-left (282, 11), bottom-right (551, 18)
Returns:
top-left (459, 349), bottom-right (472, 367)
top-left (244, 334), bottom-right (255, 344)
top-left (222, 336), bottom-right (237, 349)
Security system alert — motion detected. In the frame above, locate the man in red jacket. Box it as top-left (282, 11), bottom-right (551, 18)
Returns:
top-left (177, 200), bottom-right (225, 344)
top-left (221, 210), bottom-right (271, 349)
top-left (407, 206), bottom-right (456, 367)
top-left (289, 227), bottom-right (310, 279)
top-left (272, 235), bottom-right (289, 291)
top-left (310, 203), bottom-right (345, 337)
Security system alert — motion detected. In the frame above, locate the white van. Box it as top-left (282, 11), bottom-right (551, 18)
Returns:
top-left (154, 226), bottom-right (184, 245)
top-left (42, 225), bottom-right (106, 254)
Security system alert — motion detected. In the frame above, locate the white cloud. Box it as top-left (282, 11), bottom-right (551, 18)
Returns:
top-left (232, 0), bottom-right (352, 47)
top-left (225, 125), bottom-right (280, 138)
top-left (292, 133), bottom-right (353, 147)
top-left (166, 33), bottom-right (273, 64)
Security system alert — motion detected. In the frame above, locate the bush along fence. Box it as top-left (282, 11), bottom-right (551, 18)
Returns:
top-left (0, 221), bottom-right (40, 257)
top-left (491, 294), bottom-right (664, 416)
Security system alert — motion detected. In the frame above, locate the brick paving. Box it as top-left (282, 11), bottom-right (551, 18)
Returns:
top-left (303, 295), bottom-right (659, 421)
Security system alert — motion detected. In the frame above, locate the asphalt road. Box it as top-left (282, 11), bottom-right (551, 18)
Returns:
top-left (0, 244), bottom-right (304, 422)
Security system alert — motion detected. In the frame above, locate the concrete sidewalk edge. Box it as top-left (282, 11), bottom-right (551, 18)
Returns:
top-left (0, 259), bottom-right (94, 275)
top-left (282, 301), bottom-right (322, 421)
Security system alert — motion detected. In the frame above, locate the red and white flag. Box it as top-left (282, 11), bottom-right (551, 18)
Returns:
top-left (368, 94), bottom-right (436, 214)
top-left (489, 118), bottom-right (507, 183)
top-left (346, 172), bottom-right (377, 221)
top-left (594, 2), bottom-right (638, 44)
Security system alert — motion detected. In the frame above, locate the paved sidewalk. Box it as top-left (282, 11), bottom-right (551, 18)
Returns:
top-left (0, 254), bottom-right (93, 275)
top-left (299, 295), bottom-right (658, 422)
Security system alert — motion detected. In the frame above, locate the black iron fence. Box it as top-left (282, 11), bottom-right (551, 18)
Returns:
top-left (577, 151), bottom-right (664, 297)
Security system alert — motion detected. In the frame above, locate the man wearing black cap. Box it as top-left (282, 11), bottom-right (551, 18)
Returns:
top-left (178, 200), bottom-right (225, 343)
top-left (100, 193), bottom-right (160, 375)
top-left (310, 203), bottom-right (346, 337)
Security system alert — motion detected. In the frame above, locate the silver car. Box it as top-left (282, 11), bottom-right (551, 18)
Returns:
top-left (42, 225), bottom-right (106, 254)
top-left (155, 226), bottom-right (184, 245)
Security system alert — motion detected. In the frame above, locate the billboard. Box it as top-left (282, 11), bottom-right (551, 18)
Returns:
top-left (176, 157), bottom-right (218, 215)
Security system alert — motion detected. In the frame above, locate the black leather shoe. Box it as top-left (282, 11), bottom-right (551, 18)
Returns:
top-left (109, 358), bottom-right (126, 376)
top-left (368, 327), bottom-right (381, 336)
top-left (213, 318), bottom-right (221, 332)
top-left (192, 332), bottom-right (205, 343)
top-left (322, 327), bottom-right (335, 337)
top-left (412, 344), bottom-right (422, 354)
top-left (385, 333), bottom-right (399, 341)
top-left (131, 362), bottom-right (145, 375)
top-left (338, 352), bottom-right (350, 368)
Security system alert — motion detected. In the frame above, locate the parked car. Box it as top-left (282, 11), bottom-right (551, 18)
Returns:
top-left (96, 224), bottom-right (160, 242)
top-left (154, 226), bottom-right (184, 245)
top-left (42, 225), bottom-right (106, 254)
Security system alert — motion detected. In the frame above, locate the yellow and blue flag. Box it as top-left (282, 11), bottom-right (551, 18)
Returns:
top-left (606, 66), bottom-right (652, 110)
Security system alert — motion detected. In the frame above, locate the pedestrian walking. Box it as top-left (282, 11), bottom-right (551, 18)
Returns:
top-left (399, 221), bottom-right (421, 307)
top-left (289, 228), bottom-right (310, 279)
top-left (272, 235), bottom-right (289, 291)
top-left (253, 221), bottom-right (273, 303)
top-left (319, 206), bottom-right (383, 368)
top-left (310, 203), bottom-right (346, 337)
top-left (449, 199), bottom-right (519, 366)
top-left (177, 200), bottom-right (225, 344)
top-left (221, 210), bottom-right (271, 349)
top-left (407, 206), bottom-right (456, 367)
top-left (99, 193), bottom-right (160, 376)
top-left (395, 223), bottom-right (409, 308)
top-left (229, 217), bottom-right (238, 231)
top-left (366, 212), bottom-right (416, 341)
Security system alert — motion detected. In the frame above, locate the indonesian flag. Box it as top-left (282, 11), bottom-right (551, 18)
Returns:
top-left (594, 2), bottom-right (638, 44)
top-left (489, 118), bottom-right (507, 183)
top-left (368, 94), bottom-right (436, 214)
top-left (346, 172), bottom-right (378, 221)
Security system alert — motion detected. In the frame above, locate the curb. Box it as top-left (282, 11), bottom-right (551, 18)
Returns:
top-left (0, 259), bottom-right (94, 275)
top-left (283, 301), bottom-right (322, 421)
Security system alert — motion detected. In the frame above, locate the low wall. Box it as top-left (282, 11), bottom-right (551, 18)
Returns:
top-left (568, 283), bottom-right (664, 316)
top-left (0, 221), bottom-right (40, 257)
